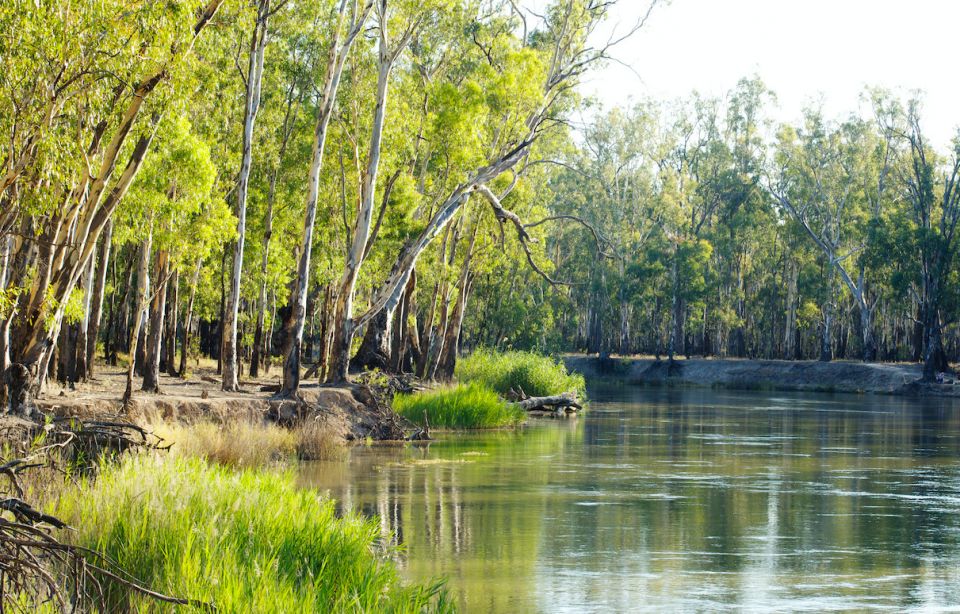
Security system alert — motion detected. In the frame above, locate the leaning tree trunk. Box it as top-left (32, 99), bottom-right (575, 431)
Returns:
top-left (223, 0), bottom-right (269, 392)
top-left (123, 228), bottom-right (153, 404)
top-left (86, 219), bottom-right (112, 379)
top-left (141, 250), bottom-right (168, 393)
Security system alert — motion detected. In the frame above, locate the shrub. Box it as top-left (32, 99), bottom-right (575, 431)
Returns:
top-left (393, 383), bottom-right (525, 429)
top-left (53, 455), bottom-right (450, 613)
top-left (455, 349), bottom-right (586, 398)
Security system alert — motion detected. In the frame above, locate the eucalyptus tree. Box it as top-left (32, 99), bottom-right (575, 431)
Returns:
top-left (223, 0), bottom-right (275, 391)
top-left (1, 0), bottom-right (226, 413)
top-left (248, 24), bottom-right (313, 378)
top-left (549, 104), bottom-right (657, 354)
top-left (896, 102), bottom-right (960, 379)
top-left (325, 0), bottom-right (434, 383)
top-left (770, 109), bottom-right (894, 362)
top-left (325, 0), bottom-right (656, 382)
top-left (108, 117), bottom-right (220, 397)
top-left (278, 0), bottom-right (373, 397)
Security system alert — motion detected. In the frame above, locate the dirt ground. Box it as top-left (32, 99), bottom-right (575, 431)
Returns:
top-left (564, 355), bottom-right (960, 396)
top-left (33, 363), bottom-right (407, 441)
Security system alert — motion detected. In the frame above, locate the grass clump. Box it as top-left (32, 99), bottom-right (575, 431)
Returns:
top-left (54, 454), bottom-right (450, 613)
top-left (455, 348), bottom-right (586, 398)
top-left (393, 383), bottom-right (525, 429)
top-left (146, 418), bottom-right (346, 467)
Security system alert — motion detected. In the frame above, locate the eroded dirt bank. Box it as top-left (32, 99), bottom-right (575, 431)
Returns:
top-left (32, 367), bottom-right (405, 441)
top-left (563, 355), bottom-right (960, 396)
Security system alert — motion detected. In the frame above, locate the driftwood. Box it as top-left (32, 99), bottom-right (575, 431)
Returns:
top-left (509, 387), bottom-right (582, 413)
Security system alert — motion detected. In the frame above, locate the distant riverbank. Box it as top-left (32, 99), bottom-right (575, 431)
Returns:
top-left (563, 355), bottom-right (960, 397)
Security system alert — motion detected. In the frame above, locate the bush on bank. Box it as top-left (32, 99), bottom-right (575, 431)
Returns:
top-left (394, 383), bottom-right (525, 430)
top-left (54, 454), bottom-right (451, 613)
top-left (455, 349), bottom-right (586, 398)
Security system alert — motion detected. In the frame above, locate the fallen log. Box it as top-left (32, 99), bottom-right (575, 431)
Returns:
top-left (516, 391), bottom-right (582, 412)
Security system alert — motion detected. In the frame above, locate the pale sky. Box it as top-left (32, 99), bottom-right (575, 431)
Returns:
top-left (566, 0), bottom-right (960, 147)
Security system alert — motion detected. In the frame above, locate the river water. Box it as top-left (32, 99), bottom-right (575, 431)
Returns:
top-left (299, 381), bottom-right (960, 612)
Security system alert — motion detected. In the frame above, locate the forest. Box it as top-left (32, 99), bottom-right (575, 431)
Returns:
top-left (3, 0), bottom-right (960, 414)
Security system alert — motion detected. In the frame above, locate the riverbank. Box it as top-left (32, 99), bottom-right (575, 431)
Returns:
top-left (563, 355), bottom-right (960, 396)
top-left (32, 366), bottom-right (405, 442)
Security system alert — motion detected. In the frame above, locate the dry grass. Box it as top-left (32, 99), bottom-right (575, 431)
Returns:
top-left (144, 416), bottom-right (346, 468)
top-left (295, 418), bottom-right (348, 461)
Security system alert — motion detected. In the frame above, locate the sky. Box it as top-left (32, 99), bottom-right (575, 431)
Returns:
top-left (564, 0), bottom-right (960, 147)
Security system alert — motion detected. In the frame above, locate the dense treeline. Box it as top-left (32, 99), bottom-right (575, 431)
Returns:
top-left (464, 82), bottom-right (960, 380)
top-left (2, 0), bottom-right (958, 417)
top-left (0, 0), bottom-right (642, 412)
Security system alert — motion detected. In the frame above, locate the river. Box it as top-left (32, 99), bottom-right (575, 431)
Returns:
top-left (299, 381), bottom-right (960, 612)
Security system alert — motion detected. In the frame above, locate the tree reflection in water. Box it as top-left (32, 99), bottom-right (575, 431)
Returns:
top-left (299, 384), bottom-right (960, 612)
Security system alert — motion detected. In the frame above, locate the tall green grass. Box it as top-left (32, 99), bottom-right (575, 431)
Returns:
top-left (394, 383), bottom-right (525, 429)
top-left (54, 454), bottom-right (451, 613)
top-left (455, 349), bottom-right (586, 398)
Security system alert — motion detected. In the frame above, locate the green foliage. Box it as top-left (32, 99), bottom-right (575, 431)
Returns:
top-left (54, 455), bottom-right (451, 613)
top-left (393, 383), bottom-right (525, 429)
top-left (60, 287), bottom-right (86, 326)
top-left (455, 349), bottom-right (586, 398)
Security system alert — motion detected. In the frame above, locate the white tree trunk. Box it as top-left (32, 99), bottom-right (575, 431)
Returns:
top-left (279, 1), bottom-right (371, 396)
top-left (223, 0), bottom-right (270, 391)
top-left (327, 27), bottom-right (395, 383)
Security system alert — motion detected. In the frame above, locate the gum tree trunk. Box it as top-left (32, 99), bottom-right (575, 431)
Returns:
top-left (86, 219), bottom-right (112, 379)
top-left (74, 256), bottom-right (96, 381)
top-left (326, 19), bottom-right (403, 384)
top-left (280, 2), bottom-right (370, 396)
top-left (437, 214), bottom-right (479, 379)
top-left (179, 260), bottom-right (201, 377)
top-left (123, 227), bottom-right (153, 404)
top-left (164, 269), bottom-right (179, 376)
top-left (819, 261), bottom-right (834, 363)
top-left (784, 259), bottom-right (798, 359)
top-left (142, 250), bottom-right (168, 392)
top-left (223, 0), bottom-right (270, 391)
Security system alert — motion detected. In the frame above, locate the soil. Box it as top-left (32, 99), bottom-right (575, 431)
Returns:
top-left (31, 366), bottom-right (408, 442)
top-left (563, 355), bottom-right (960, 397)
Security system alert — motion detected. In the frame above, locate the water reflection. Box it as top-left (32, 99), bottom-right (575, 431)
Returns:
top-left (299, 383), bottom-right (960, 612)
